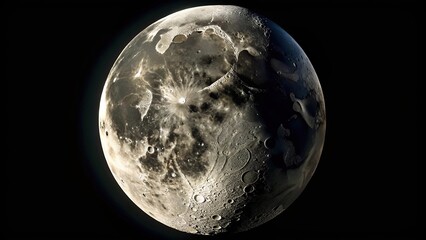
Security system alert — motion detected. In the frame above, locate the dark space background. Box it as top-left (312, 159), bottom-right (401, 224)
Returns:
top-left (6, 0), bottom-right (423, 239)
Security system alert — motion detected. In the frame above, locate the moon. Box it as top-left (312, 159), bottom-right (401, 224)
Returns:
top-left (99, 5), bottom-right (326, 235)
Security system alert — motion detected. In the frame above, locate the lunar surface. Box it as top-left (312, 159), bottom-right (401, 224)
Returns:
top-left (99, 5), bottom-right (326, 235)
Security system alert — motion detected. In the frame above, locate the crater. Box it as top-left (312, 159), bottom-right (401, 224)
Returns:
top-left (172, 34), bottom-right (188, 43)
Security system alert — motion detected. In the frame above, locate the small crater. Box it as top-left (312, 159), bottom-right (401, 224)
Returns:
top-left (172, 34), bottom-right (187, 43)
top-left (243, 185), bottom-right (255, 193)
top-left (212, 215), bottom-right (222, 220)
top-left (205, 28), bottom-right (214, 35)
top-left (147, 146), bottom-right (155, 154)
top-left (194, 194), bottom-right (205, 203)
top-left (242, 170), bottom-right (259, 184)
top-left (226, 148), bottom-right (251, 172)
top-left (264, 137), bottom-right (275, 149)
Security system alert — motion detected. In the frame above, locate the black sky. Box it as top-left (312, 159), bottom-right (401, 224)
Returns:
top-left (6, 0), bottom-right (423, 239)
